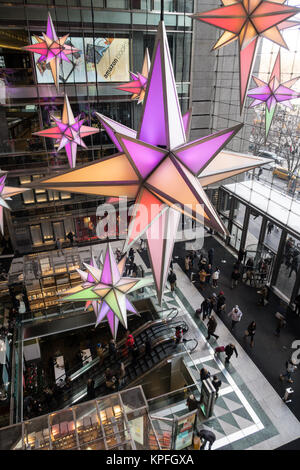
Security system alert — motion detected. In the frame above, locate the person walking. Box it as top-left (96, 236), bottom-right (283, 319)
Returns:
top-left (212, 375), bottom-right (222, 398)
top-left (238, 248), bottom-right (246, 264)
top-left (55, 238), bottom-right (63, 256)
top-left (280, 359), bottom-right (297, 384)
top-left (231, 268), bottom-right (241, 289)
top-left (225, 343), bottom-right (238, 364)
top-left (274, 312), bottom-right (286, 337)
top-left (208, 247), bottom-right (214, 266)
top-left (243, 321), bottom-right (256, 347)
top-left (168, 269), bottom-right (177, 292)
top-left (206, 315), bottom-right (219, 341)
top-left (228, 305), bottom-right (243, 331)
top-left (211, 268), bottom-right (220, 288)
top-left (267, 222), bottom-right (274, 235)
top-left (257, 285), bottom-right (269, 306)
top-left (199, 298), bottom-right (213, 321)
top-left (216, 291), bottom-right (226, 315)
top-left (197, 429), bottom-right (216, 450)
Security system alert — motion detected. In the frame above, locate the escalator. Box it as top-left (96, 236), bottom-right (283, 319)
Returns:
top-left (49, 309), bottom-right (190, 409)
top-left (42, 308), bottom-right (183, 408)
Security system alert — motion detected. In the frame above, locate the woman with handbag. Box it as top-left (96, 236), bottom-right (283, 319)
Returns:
top-left (243, 321), bottom-right (256, 347)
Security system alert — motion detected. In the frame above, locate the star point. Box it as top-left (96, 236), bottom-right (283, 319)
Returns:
top-left (191, 0), bottom-right (300, 112)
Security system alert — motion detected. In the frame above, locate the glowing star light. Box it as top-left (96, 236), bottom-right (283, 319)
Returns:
top-left (61, 244), bottom-right (153, 338)
top-left (191, 0), bottom-right (300, 112)
top-left (30, 22), bottom-right (271, 303)
top-left (33, 95), bottom-right (99, 168)
top-left (0, 172), bottom-right (28, 235)
top-left (117, 49), bottom-right (151, 104)
top-left (23, 12), bottom-right (79, 90)
top-left (248, 51), bottom-right (300, 139)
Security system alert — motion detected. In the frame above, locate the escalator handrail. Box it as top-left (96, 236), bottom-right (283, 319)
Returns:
top-left (66, 309), bottom-right (180, 383)
top-left (183, 338), bottom-right (198, 353)
top-left (62, 336), bottom-right (176, 408)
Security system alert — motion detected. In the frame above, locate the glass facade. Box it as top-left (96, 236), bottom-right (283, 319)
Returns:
top-left (0, 1), bottom-right (193, 254)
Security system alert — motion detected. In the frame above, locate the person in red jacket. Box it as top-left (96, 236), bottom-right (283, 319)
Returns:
top-left (125, 332), bottom-right (135, 351)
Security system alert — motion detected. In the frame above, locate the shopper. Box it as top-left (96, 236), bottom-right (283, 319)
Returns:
top-left (243, 321), bottom-right (256, 347)
top-left (216, 291), bottom-right (226, 315)
top-left (231, 268), bottom-right (241, 289)
top-left (96, 343), bottom-right (105, 367)
top-left (184, 255), bottom-right (191, 278)
top-left (205, 264), bottom-right (212, 285)
top-left (257, 285), bottom-right (269, 306)
top-left (228, 305), bottom-right (243, 331)
top-left (267, 222), bottom-right (274, 235)
top-left (108, 339), bottom-right (118, 361)
top-left (200, 368), bottom-right (211, 381)
top-left (274, 312), bottom-right (286, 337)
top-left (238, 248), bottom-right (246, 264)
top-left (280, 359), bottom-right (297, 384)
top-left (225, 344), bottom-right (238, 364)
top-left (55, 237), bottom-right (63, 256)
top-left (86, 378), bottom-right (95, 400)
top-left (212, 375), bottom-right (222, 398)
top-left (125, 332), bottom-right (135, 354)
top-left (66, 231), bottom-right (74, 245)
top-left (212, 268), bottom-right (220, 288)
top-left (197, 429), bottom-right (216, 450)
top-left (206, 315), bottom-right (219, 341)
top-left (199, 268), bottom-right (208, 289)
top-left (199, 298), bottom-right (212, 321)
top-left (175, 326), bottom-right (183, 346)
top-left (168, 269), bottom-right (177, 292)
top-left (186, 394), bottom-right (199, 412)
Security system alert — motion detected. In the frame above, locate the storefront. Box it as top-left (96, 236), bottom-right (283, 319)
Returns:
top-left (217, 180), bottom-right (300, 305)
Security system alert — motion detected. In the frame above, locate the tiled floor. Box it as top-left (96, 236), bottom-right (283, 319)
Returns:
top-left (132, 243), bottom-right (300, 450)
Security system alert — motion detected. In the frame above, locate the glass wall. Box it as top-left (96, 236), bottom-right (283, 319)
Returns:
top-left (276, 234), bottom-right (300, 300)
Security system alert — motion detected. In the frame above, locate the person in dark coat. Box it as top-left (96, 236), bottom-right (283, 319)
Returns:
top-left (243, 321), bottom-right (256, 347)
top-left (225, 344), bottom-right (238, 364)
top-left (206, 315), bottom-right (219, 341)
top-left (212, 375), bottom-right (222, 398)
top-left (186, 394), bottom-right (199, 412)
top-left (199, 298), bottom-right (212, 320)
top-left (216, 291), bottom-right (226, 314)
top-left (197, 429), bottom-right (216, 450)
top-left (86, 378), bottom-right (95, 400)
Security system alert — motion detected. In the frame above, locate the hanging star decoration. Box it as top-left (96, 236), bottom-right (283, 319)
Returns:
top-left (30, 21), bottom-right (271, 303)
top-left (248, 51), bottom-right (300, 139)
top-left (116, 49), bottom-right (151, 104)
top-left (191, 0), bottom-right (300, 112)
top-left (60, 244), bottom-right (153, 338)
top-left (0, 172), bottom-right (28, 235)
top-left (23, 12), bottom-right (79, 90)
top-left (33, 94), bottom-right (99, 168)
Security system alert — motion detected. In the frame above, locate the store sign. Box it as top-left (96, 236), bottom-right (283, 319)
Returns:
top-left (173, 411), bottom-right (197, 450)
top-left (34, 37), bottom-right (130, 84)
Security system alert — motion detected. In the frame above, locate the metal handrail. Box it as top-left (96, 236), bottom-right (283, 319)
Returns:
top-left (55, 307), bottom-right (180, 385)
top-left (183, 338), bottom-right (198, 353)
